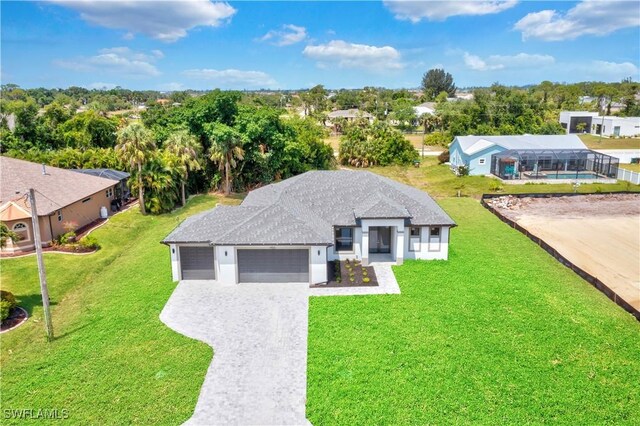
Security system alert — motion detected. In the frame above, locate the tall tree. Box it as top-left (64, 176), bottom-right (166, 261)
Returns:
top-left (115, 122), bottom-right (156, 214)
top-left (421, 68), bottom-right (456, 100)
top-left (206, 122), bottom-right (246, 195)
top-left (165, 130), bottom-right (201, 206)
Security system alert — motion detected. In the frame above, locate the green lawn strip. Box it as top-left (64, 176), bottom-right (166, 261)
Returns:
top-left (0, 195), bottom-right (230, 424)
top-left (620, 163), bottom-right (640, 172)
top-left (579, 134), bottom-right (640, 150)
top-left (307, 198), bottom-right (640, 425)
top-left (371, 158), bottom-right (640, 199)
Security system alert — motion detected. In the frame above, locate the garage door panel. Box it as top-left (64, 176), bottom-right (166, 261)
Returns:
top-left (238, 249), bottom-right (309, 283)
top-left (180, 246), bottom-right (215, 280)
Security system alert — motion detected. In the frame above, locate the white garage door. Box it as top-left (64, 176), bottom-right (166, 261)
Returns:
top-left (237, 249), bottom-right (309, 283)
top-left (180, 246), bottom-right (215, 280)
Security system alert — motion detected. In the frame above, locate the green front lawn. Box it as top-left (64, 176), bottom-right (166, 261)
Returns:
top-left (579, 134), bottom-right (640, 150)
top-left (372, 157), bottom-right (640, 199)
top-left (0, 195), bottom-right (240, 424)
top-left (307, 198), bottom-right (640, 424)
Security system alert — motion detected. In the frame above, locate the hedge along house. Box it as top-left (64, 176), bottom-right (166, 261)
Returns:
top-left (448, 134), bottom-right (619, 179)
top-left (0, 156), bottom-right (119, 253)
top-left (163, 170), bottom-right (455, 284)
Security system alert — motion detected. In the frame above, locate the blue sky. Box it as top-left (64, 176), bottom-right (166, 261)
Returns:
top-left (2, 1), bottom-right (639, 90)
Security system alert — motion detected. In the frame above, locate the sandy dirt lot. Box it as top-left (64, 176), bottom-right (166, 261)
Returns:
top-left (490, 194), bottom-right (640, 311)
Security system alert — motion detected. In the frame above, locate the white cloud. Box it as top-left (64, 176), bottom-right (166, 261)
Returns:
top-left (589, 60), bottom-right (638, 79)
top-left (260, 24), bottom-right (307, 46)
top-left (464, 52), bottom-right (555, 71)
top-left (302, 40), bottom-right (404, 71)
top-left (514, 0), bottom-right (640, 41)
top-left (384, 0), bottom-right (517, 22)
top-left (158, 82), bottom-right (186, 91)
top-left (54, 47), bottom-right (162, 77)
top-left (182, 68), bottom-right (277, 88)
top-left (51, 0), bottom-right (236, 42)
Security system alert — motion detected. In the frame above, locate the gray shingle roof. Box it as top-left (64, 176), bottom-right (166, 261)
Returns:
top-left (164, 170), bottom-right (455, 246)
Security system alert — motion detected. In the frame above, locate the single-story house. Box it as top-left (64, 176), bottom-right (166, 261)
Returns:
top-left (559, 111), bottom-right (640, 137)
top-left (0, 157), bottom-right (119, 253)
top-left (163, 170), bottom-right (455, 285)
top-left (327, 109), bottom-right (374, 124)
top-left (448, 134), bottom-right (619, 179)
top-left (413, 102), bottom-right (436, 117)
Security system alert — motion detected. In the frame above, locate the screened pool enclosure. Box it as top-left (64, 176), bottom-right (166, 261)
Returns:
top-left (490, 149), bottom-right (619, 180)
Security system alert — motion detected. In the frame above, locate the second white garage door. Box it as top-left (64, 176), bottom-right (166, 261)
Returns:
top-left (237, 249), bottom-right (309, 283)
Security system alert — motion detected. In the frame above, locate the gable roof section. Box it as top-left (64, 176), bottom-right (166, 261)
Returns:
top-left (164, 170), bottom-right (455, 246)
top-left (0, 156), bottom-right (119, 216)
top-left (454, 134), bottom-right (587, 155)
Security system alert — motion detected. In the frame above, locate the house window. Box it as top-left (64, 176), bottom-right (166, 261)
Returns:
top-left (409, 227), bottom-right (420, 252)
top-left (57, 210), bottom-right (63, 221)
top-left (430, 227), bottom-right (440, 237)
top-left (82, 197), bottom-right (91, 203)
top-left (334, 227), bottom-right (354, 252)
top-left (11, 222), bottom-right (29, 243)
top-left (106, 188), bottom-right (113, 198)
top-left (478, 158), bottom-right (486, 165)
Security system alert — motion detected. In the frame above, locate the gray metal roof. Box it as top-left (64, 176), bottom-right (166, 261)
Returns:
top-left (73, 168), bottom-right (130, 181)
top-left (164, 170), bottom-right (456, 246)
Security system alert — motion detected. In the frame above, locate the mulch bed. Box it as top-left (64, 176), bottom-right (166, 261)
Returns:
top-left (312, 260), bottom-right (379, 288)
top-left (0, 244), bottom-right (96, 258)
top-left (0, 307), bottom-right (28, 333)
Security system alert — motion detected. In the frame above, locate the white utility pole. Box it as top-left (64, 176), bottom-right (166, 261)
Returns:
top-left (28, 188), bottom-right (54, 341)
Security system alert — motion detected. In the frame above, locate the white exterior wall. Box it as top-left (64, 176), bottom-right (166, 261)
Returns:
top-left (360, 218), bottom-right (405, 265)
top-left (169, 244), bottom-right (179, 281)
top-left (310, 246), bottom-right (328, 284)
top-left (216, 245), bottom-right (237, 284)
top-left (403, 226), bottom-right (450, 260)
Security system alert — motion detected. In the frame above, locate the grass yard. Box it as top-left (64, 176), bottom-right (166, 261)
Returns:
top-left (0, 195), bottom-right (241, 424)
top-left (579, 134), bottom-right (640, 150)
top-left (307, 198), bottom-right (640, 424)
top-left (620, 163), bottom-right (640, 172)
top-left (371, 157), bottom-right (640, 199)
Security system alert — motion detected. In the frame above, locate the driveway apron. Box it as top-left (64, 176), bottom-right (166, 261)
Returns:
top-left (160, 281), bottom-right (310, 425)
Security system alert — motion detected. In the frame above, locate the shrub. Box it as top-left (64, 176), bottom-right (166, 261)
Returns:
top-left (489, 180), bottom-right (503, 192)
top-left (0, 300), bottom-right (12, 323)
top-left (424, 131), bottom-right (452, 148)
top-left (0, 290), bottom-right (17, 324)
top-left (362, 277), bottom-right (371, 283)
top-left (455, 165), bottom-right (470, 177)
top-left (59, 231), bottom-right (76, 245)
top-left (437, 150), bottom-right (450, 164)
top-left (79, 235), bottom-right (101, 250)
top-left (349, 277), bottom-right (355, 283)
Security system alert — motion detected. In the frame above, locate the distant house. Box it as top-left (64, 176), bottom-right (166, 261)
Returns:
top-left (413, 102), bottom-right (436, 117)
top-left (448, 134), bottom-right (618, 180)
top-left (0, 157), bottom-right (119, 253)
top-left (327, 109), bottom-right (374, 124)
top-left (1, 113), bottom-right (17, 131)
top-left (559, 111), bottom-right (640, 137)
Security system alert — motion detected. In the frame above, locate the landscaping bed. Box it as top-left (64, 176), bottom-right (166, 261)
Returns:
top-left (316, 259), bottom-right (378, 287)
top-left (0, 306), bottom-right (28, 333)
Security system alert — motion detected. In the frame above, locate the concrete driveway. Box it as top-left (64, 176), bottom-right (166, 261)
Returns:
top-left (160, 280), bottom-right (310, 425)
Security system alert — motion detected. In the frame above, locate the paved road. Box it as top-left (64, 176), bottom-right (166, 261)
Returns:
top-left (160, 281), bottom-right (310, 425)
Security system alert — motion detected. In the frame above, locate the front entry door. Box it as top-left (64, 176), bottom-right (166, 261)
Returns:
top-left (369, 227), bottom-right (391, 254)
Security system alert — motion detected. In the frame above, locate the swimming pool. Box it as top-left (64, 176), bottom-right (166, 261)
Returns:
top-left (532, 172), bottom-right (601, 180)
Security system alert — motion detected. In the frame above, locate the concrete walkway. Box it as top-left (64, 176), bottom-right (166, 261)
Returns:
top-left (160, 281), bottom-right (310, 425)
top-left (160, 266), bottom-right (401, 424)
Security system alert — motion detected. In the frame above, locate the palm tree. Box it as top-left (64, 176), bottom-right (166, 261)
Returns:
top-left (115, 122), bottom-right (156, 214)
top-left (206, 123), bottom-right (245, 195)
top-left (165, 130), bottom-right (201, 206)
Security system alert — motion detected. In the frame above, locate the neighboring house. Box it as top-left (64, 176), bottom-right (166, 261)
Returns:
top-left (559, 111), bottom-right (640, 137)
top-left (449, 134), bottom-right (618, 178)
top-left (72, 169), bottom-right (131, 207)
top-left (0, 157), bottom-right (119, 253)
top-left (327, 109), bottom-right (375, 124)
top-left (0, 113), bottom-right (16, 131)
top-left (413, 102), bottom-right (436, 117)
top-left (163, 170), bottom-right (455, 284)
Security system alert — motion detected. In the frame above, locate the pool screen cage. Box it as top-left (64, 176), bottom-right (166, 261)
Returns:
top-left (490, 149), bottom-right (619, 180)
